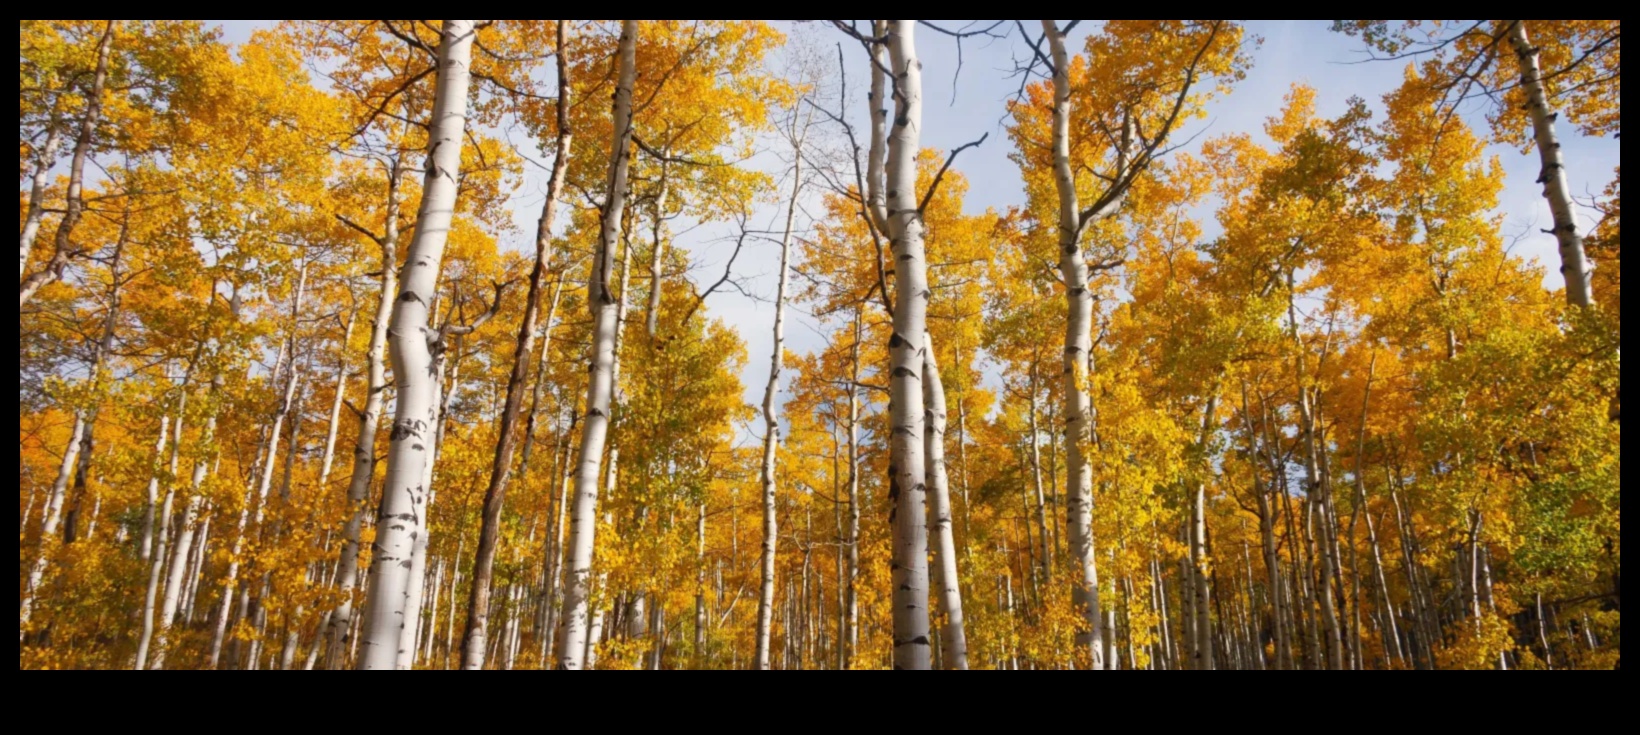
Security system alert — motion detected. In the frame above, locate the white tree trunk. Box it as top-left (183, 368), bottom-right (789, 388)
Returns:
top-left (19, 104), bottom-right (64, 278)
top-left (326, 164), bottom-right (403, 668)
top-left (317, 310), bottom-right (356, 488)
top-left (556, 19), bottom-right (637, 671)
top-left (136, 407), bottom-right (185, 669)
top-left (1504, 20), bottom-right (1593, 308)
top-left (880, 19), bottom-right (932, 671)
top-left (1041, 20), bottom-right (1106, 669)
top-left (19, 21), bottom-right (112, 309)
top-left (357, 18), bottom-right (475, 670)
top-left (923, 332), bottom-right (968, 669)
top-left (211, 267), bottom-right (307, 668)
top-left (755, 121), bottom-right (804, 670)
top-left (152, 292), bottom-right (240, 669)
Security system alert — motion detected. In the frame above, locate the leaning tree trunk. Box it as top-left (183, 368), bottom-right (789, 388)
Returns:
top-left (461, 20), bottom-right (573, 670)
top-left (923, 332), bottom-right (968, 669)
top-left (1041, 19), bottom-right (1106, 669)
top-left (1504, 20), bottom-right (1593, 308)
top-left (20, 101), bottom-right (64, 279)
top-left (356, 18), bottom-right (475, 670)
top-left (324, 164), bottom-right (400, 669)
top-left (20, 21), bottom-right (113, 309)
top-left (878, 19), bottom-right (932, 671)
top-left (556, 19), bottom-right (637, 672)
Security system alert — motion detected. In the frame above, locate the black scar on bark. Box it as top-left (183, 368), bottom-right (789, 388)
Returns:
top-left (910, 636), bottom-right (930, 645)
top-left (399, 559), bottom-right (413, 568)
top-left (587, 407), bottom-right (606, 418)
top-left (892, 366), bottom-right (919, 379)
top-left (399, 291), bottom-right (425, 305)
top-left (898, 583), bottom-right (912, 591)
top-left (390, 524), bottom-right (405, 531)
top-left (412, 443), bottom-right (424, 452)
top-left (889, 333), bottom-right (907, 348)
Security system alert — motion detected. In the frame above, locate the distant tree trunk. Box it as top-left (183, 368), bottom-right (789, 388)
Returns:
top-left (1190, 396), bottom-right (1218, 671)
top-left (924, 333), bottom-right (968, 669)
top-left (136, 405), bottom-right (185, 669)
top-left (556, 19), bottom-right (637, 671)
top-left (19, 20), bottom-right (112, 309)
top-left (152, 290), bottom-right (241, 669)
top-left (844, 306), bottom-right (862, 668)
top-left (22, 215), bottom-right (126, 639)
top-left (755, 109), bottom-right (806, 670)
top-left (461, 20), bottom-right (573, 669)
top-left (317, 309), bottom-right (356, 489)
top-left (211, 265), bottom-right (307, 668)
top-left (357, 18), bottom-right (475, 670)
top-left (20, 100), bottom-right (64, 278)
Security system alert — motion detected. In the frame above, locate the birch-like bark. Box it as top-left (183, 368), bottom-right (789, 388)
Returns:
top-left (923, 333), bottom-right (968, 669)
top-left (844, 306), bottom-right (862, 668)
top-left (1504, 20), bottom-right (1593, 308)
top-left (20, 102), bottom-right (65, 278)
top-left (754, 113), bottom-right (805, 670)
top-left (326, 163), bottom-right (403, 668)
top-left (19, 21), bottom-right (112, 309)
top-left (879, 19), bottom-right (932, 670)
top-left (22, 216), bottom-right (126, 638)
top-left (1190, 395), bottom-right (1217, 670)
top-left (317, 310), bottom-right (356, 489)
top-left (152, 290), bottom-right (240, 669)
top-left (461, 20), bottom-right (573, 669)
top-left (357, 18), bottom-right (474, 670)
top-left (556, 19), bottom-right (636, 671)
top-left (136, 406), bottom-right (185, 669)
top-left (211, 265), bottom-right (307, 668)
top-left (1041, 20), bottom-right (1106, 669)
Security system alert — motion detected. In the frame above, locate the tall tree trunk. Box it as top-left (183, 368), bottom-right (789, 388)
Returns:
top-left (357, 19), bottom-right (475, 670)
top-left (326, 162), bottom-right (403, 668)
top-left (878, 19), bottom-right (932, 670)
top-left (754, 134), bottom-right (802, 670)
top-left (1503, 20), bottom-right (1593, 307)
top-left (1042, 20), bottom-right (1113, 669)
top-left (19, 20), bottom-right (112, 309)
top-left (556, 19), bottom-right (636, 671)
top-left (461, 21), bottom-right (573, 669)
top-left (924, 333), bottom-right (968, 669)
top-left (844, 306), bottom-right (862, 669)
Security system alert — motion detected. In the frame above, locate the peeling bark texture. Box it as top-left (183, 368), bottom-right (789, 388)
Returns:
top-left (1503, 20), bottom-right (1593, 308)
top-left (462, 19), bottom-right (573, 670)
top-left (357, 18), bottom-right (474, 670)
top-left (880, 19), bottom-right (932, 671)
top-left (923, 333), bottom-right (968, 669)
top-left (557, 19), bottom-right (637, 671)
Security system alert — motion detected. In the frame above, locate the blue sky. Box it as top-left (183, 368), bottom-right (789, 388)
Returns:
top-left (209, 21), bottom-right (1620, 434)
